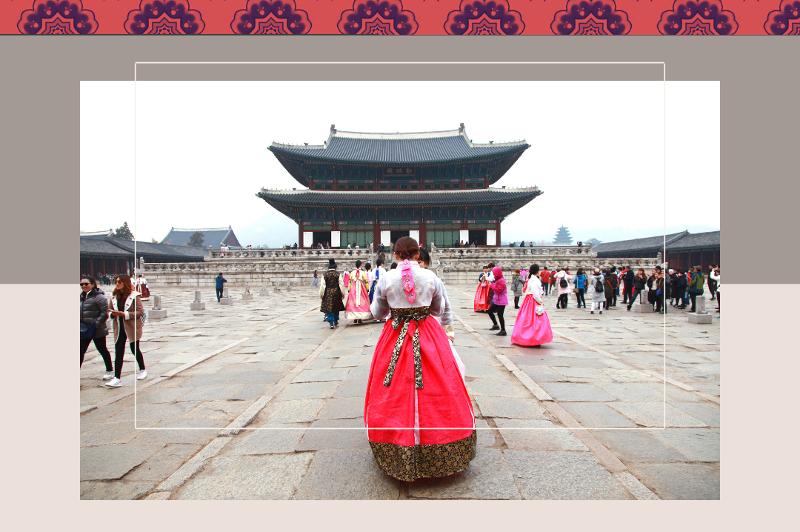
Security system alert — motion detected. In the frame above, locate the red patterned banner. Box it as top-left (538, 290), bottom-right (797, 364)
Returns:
top-left (3, 0), bottom-right (798, 35)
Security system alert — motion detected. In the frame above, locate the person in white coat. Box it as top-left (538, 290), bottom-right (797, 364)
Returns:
top-left (588, 268), bottom-right (605, 314)
top-left (555, 267), bottom-right (573, 309)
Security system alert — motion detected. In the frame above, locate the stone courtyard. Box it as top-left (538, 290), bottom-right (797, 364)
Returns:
top-left (80, 283), bottom-right (720, 500)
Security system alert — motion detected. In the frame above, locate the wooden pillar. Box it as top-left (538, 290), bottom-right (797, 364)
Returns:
top-left (298, 220), bottom-right (304, 249)
top-left (373, 212), bottom-right (381, 251)
top-left (495, 221), bottom-right (501, 247)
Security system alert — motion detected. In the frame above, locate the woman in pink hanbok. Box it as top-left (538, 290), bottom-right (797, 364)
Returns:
top-left (341, 259), bottom-right (373, 324)
top-left (511, 264), bottom-right (553, 348)
top-left (365, 238), bottom-right (475, 481)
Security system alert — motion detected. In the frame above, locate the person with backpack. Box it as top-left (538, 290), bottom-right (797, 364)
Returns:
top-left (589, 268), bottom-right (605, 314)
top-left (555, 267), bottom-right (572, 309)
top-left (688, 265), bottom-right (705, 313)
top-left (573, 268), bottom-right (588, 308)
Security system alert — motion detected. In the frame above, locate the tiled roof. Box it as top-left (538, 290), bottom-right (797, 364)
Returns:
top-left (594, 231), bottom-right (688, 255)
top-left (80, 237), bottom-right (131, 256)
top-left (80, 236), bottom-right (206, 260)
top-left (594, 230), bottom-right (721, 256)
top-left (161, 227), bottom-right (240, 248)
top-left (269, 127), bottom-right (528, 165)
top-left (667, 231), bottom-right (720, 251)
top-left (258, 187), bottom-right (542, 208)
top-left (108, 238), bottom-right (207, 259)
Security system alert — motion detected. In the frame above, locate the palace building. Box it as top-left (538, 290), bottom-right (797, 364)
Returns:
top-left (258, 124), bottom-right (541, 248)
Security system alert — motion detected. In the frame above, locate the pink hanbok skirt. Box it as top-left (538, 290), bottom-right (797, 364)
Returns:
top-left (511, 294), bottom-right (554, 347)
top-left (345, 282), bottom-right (372, 320)
top-left (364, 308), bottom-right (476, 481)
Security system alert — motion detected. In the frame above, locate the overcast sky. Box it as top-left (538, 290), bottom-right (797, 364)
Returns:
top-left (81, 80), bottom-right (719, 246)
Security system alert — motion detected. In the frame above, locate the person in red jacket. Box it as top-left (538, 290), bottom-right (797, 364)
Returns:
top-left (540, 267), bottom-right (551, 296)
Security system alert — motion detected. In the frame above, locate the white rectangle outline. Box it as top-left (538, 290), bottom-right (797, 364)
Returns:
top-left (130, 61), bottom-right (671, 432)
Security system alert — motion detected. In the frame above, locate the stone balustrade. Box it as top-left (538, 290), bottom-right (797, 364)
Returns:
top-left (145, 244), bottom-right (656, 288)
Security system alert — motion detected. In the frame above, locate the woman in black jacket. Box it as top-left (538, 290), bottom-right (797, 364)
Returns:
top-left (80, 276), bottom-right (114, 379)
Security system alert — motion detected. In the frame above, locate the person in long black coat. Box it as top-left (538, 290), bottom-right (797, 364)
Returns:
top-left (319, 259), bottom-right (345, 329)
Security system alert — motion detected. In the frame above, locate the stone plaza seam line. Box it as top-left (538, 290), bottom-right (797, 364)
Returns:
top-left (80, 303), bottom-right (318, 417)
top-left (458, 286), bottom-right (719, 423)
top-left (151, 323), bottom-right (347, 497)
top-left (135, 303), bottom-right (320, 430)
top-left (553, 329), bottom-right (720, 406)
top-left (451, 304), bottom-right (660, 500)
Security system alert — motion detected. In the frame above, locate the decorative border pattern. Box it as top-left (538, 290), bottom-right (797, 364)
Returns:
top-left (4, 1), bottom-right (794, 34)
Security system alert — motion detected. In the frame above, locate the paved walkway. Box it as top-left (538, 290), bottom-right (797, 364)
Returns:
top-left (80, 284), bottom-right (719, 500)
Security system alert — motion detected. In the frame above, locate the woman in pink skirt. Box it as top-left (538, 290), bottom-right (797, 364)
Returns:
top-left (511, 264), bottom-right (554, 348)
top-left (365, 237), bottom-right (476, 481)
top-left (473, 265), bottom-right (491, 312)
top-left (341, 259), bottom-right (373, 324)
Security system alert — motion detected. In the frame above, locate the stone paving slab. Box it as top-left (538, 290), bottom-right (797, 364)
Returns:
top-left (558, 402), bottom-right (639, 428)
top-left (81, 480), bottom-right (156, 500)
top-left (651, 428), bottom-right (720, 462)
top-left (493, 419), bottom-right (588, 451)
top-left (292, 368), bottom-right (351, 383)
top-left (295, 418), bottom-right (368, 451)
top-left (81, 444), bottom-right (163, 481)
top-left (317, 397), bottom-right (364, 420)
top-left (408, 448), bottom-right (521, 500)
top-left (610, 402), bottom-right (707, 428)
top-left (225, 424), bottom-right (308, 455)
top-left (504, 450), bottom-right (633, 500)
top-left (293, 449), bottom-right (401, 500)
top-left (539, 382), bottom-right (618, 402)
top-left (175, 453), bottom-right (313, 499)
top-left (591, 430), bottom-right (688, 463)
top-left (265, 399), bottom-right (326, 423)
top-left (473, 395), bottom-right (548, 420)
top-left (627, 463), bottom-right (720, 500)
top-left (280, 381), bottom-right (342, 400)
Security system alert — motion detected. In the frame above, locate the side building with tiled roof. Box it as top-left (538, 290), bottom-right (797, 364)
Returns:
top-left (161, 226), bottom-right (241, 249)
top-left (594, 230), bottom-right (720, 271)
top-left (259, 124), bottom-right (541, 248)
top-left (80, 234), bottom-right (207, 278)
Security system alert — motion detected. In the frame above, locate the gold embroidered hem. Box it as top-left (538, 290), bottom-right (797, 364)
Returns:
top-left (369, 431), bottom-right (477, 482)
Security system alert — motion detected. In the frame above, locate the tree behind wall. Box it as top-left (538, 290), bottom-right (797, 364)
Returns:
top-left (114, 222), bottom-right (134, 240)
top-left (553, 226), bottom-right (573, 245)
top-left (188, 231), bottom-right (205, 247)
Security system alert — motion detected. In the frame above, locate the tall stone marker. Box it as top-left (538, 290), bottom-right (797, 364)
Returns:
top-left (149, 295), bottom-right (168, 319)
top-left (220, 286), bottom-right (233, 305)
top-left (190, 291), bottom-right (205, 311)
top-left (688, 295), bottom-right (713, 324)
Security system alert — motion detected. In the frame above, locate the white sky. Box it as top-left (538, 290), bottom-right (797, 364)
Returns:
top-left (80, 80), bottom-right (719, 246)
